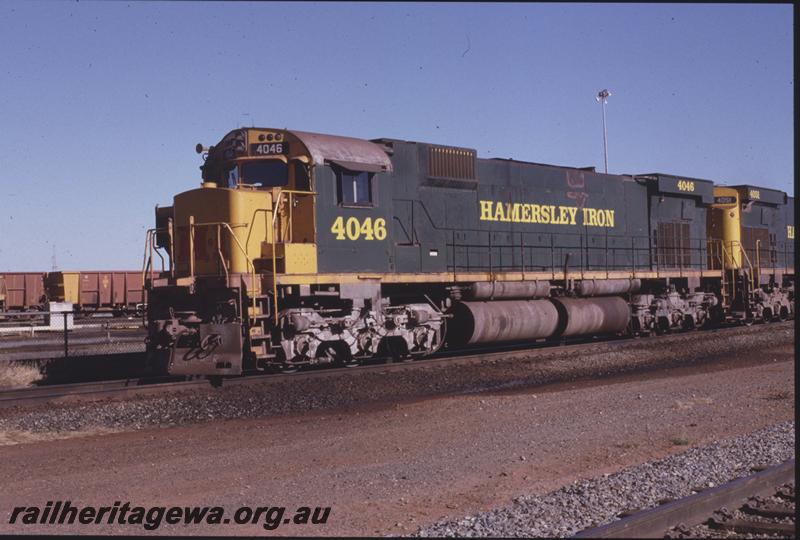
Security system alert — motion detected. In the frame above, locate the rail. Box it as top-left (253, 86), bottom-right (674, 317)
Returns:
top-left (445, 228), bottom-right (715, 279)
top-left (747, 238), bottom-right (787, 287)
top-left (573, 460), bottom-right (795, 538)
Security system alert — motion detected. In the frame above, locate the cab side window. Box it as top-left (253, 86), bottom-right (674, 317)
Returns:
top-left (227, 165), bottom-right (239, 188)
top-left (293, 162), bottom-right (310, 191)
top-left (336, 169), bottom-right (373, 206)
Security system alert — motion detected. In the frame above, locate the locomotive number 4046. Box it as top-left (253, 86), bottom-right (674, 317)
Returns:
top-left (250, 142), bottom-right (288, 155)
top-left (331, 216), bottom-right (387, 241)
top-left (677, 179), bottom-right (695, 192)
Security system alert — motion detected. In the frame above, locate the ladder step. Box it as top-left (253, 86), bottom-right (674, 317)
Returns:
top-left (250, 341), bottom-right (270, 354)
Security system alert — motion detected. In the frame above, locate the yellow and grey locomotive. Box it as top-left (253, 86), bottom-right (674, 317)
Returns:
top-left (143, 127), bottom-right (794, 376)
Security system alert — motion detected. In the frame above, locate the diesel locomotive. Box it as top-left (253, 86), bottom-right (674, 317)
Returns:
top-left (142, 127), bottom-right (795, 376)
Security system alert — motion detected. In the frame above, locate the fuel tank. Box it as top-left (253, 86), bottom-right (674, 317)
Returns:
top-left (447, 300), bottom-right (559, 345)
top-left (447, 296), bottom-right (632, 346)
top-left (551, 296), bottom-right (630, 337)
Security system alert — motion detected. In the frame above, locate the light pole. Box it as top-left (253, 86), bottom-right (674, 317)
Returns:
top-left (596, 89), bottom-right (611, 173)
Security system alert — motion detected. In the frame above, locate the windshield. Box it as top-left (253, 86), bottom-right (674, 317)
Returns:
top-left (239, 160), bottom-right (289, 188)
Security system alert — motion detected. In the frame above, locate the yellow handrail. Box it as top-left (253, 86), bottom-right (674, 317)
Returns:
top-left (245, 208), bottom-right (272, 253)
top-left (268, 189), bottom-right (316, 323)
top-left (188, 220), bottom-right (258, 317)
top-left (706, 239), bottom-right (734, 303)
top-left (732, 241), bottom-right (755, 292)
top-left (708, 238), bottom-right (755, 288)
top-left (271, 189), bottom-right (316, 239)
top-left (706, 238), bottom-right (727, 271)
top-left (148, 189), bottom-right (318, 331)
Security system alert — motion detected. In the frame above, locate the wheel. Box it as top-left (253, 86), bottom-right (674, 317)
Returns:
top-left (377, 336), bottom-right (409, 363)
top-left (320, 342), bottom-right (358, 368)
top-left (682, 316), bottom-right (696, 332)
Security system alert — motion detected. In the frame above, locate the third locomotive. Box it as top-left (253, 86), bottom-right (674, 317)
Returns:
top-left (142, 127), bottom-right (795, 376)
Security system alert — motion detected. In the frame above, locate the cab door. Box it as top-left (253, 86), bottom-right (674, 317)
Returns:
top-left (315, 164), bottom-right (392, 273)
top-left (287, 160), bottom-right (316, 244)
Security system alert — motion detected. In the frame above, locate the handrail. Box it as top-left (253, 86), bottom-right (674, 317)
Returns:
top-left (712, 240), bottom-right (727, 300)
top-left (731, 240), bottom-right (756, 292)
top-left (141, 227), bottom-right (170, 288)
top-left (142, 189), bottom-right (319, 332)
top-left (243, 189), bottom-right (317, 257)
top-left (141, 229), bottom-right (153, 289)
top-left (445, 232), bottom-right (721, 275)
top-left (755, 239), bottom-right (762, 288)
top-left (245, 208), bottom-right (272, 254)
top-left (721, 241), bottom-right (734, 302)
top-left (188, 220), bottom-right (258, 316)
top-left (708, 239), bottom-right (755, 297)
top-left (271, 189), bottom-right (316, 240)
top-left (268, 189), bottom-right (316, 323)
top-left (706, 239), bottom-right (718, 269)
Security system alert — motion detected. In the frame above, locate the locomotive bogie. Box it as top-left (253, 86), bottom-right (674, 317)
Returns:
top-left (274, 299), bottom-right (445, 368)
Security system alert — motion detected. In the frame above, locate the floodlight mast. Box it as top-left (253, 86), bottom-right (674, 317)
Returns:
top-left (596, 89), bottom-right (611, 173)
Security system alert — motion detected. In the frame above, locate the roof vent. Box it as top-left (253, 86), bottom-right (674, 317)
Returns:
top-left (428, 145), bottom-right (476, 180)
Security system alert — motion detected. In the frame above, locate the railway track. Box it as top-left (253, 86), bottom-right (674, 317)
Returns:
top-left (0, 335), bottom-right (619, 409)
top-left (573, 460), bottom-right (796, 538)
top-left (0, 321), bottom-right (790, 410)
top-left (0, 375), bottom-right (194, 409)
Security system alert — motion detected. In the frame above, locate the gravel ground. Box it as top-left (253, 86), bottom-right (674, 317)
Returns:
top-left (0, 322), bottom-right (792, 437)
top-left (415, 421), bottom-right (795, 538)
top-left (0, 346), bottom-right (792, 535)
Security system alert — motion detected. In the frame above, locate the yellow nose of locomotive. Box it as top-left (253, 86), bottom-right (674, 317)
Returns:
top-left (172, 185), bottom-right (272, 278)
top-left (710, 187), bottom-right (742, 269)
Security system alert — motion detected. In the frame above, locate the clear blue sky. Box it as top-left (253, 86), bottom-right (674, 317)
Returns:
top-left (0, 2), bottom-right (793, 270)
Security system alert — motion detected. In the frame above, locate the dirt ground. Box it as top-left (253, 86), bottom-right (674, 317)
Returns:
top-left (0, 343), bottom-right (794, 536)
